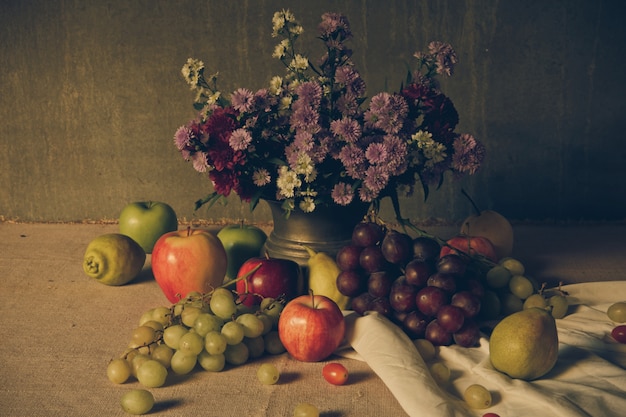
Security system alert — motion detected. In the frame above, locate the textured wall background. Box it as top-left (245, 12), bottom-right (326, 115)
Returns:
top-left (2, 0), bottom-right (625, 223)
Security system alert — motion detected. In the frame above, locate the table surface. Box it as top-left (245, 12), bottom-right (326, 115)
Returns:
top-left (1, 222), bottom-right (625, 417)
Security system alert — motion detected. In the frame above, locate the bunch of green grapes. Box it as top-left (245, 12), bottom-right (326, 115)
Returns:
top-left (482, 257), bottom-right (569, 320)
top-left (106, 289), bottom-right (287, 388)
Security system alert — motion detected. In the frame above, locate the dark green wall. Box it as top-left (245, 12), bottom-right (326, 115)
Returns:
top-left (2, 0), bottom-right (625, 223)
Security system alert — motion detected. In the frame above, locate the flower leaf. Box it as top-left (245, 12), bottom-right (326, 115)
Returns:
top-left (194, 192), bottom-right (224, 212)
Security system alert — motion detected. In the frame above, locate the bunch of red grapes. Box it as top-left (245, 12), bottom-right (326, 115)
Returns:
top-left (336, 221), bottom-right (487, 347)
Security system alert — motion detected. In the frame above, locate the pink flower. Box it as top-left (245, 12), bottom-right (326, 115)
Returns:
top-left (331, 182), bottom-right (354, 205)
top-left (231, 88), bottom-right (254, 112)
top-left (331, 117), bottom-right (361, 143)
top-left (452, 133), bottom-right (485, 175)
top-left (175, 11), bottom-right (483, 216)
top-left (229, 128), bottom-right (252, 151)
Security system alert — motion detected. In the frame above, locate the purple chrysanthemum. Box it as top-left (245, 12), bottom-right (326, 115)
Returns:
top-left (290, 103), bottom-right (320, 132)
top-left (358, 184), bottom-right (378, 203)
top-left (230, 88), bottom-right (254, 113)
top-left (252, 88), bottom-right (272, 112)
top-left (295, 82), bottom-right (323, 107)
top-left (293, 130), bottom-right (315, 152)
top-left (428, 41), bottom-right (458, 76)
top-left (335, 66), bottom-right (366, 97)
top-left (174, 125), bottom-right (193, 151)
top-left (318, 12), bottom-right (352, 40)
top-left (383, 135), bottom-right (409, 175)
top-left (229, 128), bottom-right (252, 151)
top-left (338, 144), bottom-right (366, 179)
top-left (368, 92), bottom-right (391, 114)
top-left (365, 142), bottom-right (388, 164)
top-left (191, 151), bottom-right (209, 173)
top-left (330, 117), bottom-right (361, 143)
top-left (452, 133), bottom-right (485, 175)
top-left (363, 165), bottom-right (390, 194)
top-left (335, 91), bottom-right (360, 117)
top-left (364, 93), bottom-right (408, 134)
top-left (310, 134), bottom-right (331, 163)
top-left (335, 66), bottom-right (358, 86)
top-left (331, 182), bottom-right (355, 205)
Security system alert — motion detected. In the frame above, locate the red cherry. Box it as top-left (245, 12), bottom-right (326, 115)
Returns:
top-left (611, 325), bottom-right (626, 343)
top-left (322, 362), bottom-right (349, 385)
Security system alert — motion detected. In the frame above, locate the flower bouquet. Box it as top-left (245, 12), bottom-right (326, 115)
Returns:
top-left (174, 10), bottom-right (484, 220)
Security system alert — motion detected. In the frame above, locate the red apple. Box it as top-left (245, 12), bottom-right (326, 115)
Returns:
top-left (151, 228), bottom-right (227, 303)
top-left (278, 294), bottom-right (345, 362)
top-left (440, 235), bottom-right (499, 262)
top-left (458, 190), bottom-right (514, 260)
top-left (235, 255), bottom-right (302, 307)
top-left (461, 210), bottom-right (514, 260)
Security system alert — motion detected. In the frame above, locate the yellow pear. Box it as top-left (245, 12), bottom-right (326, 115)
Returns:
top-left (489, 307), bottom-right (559, 380)
top-left (303, 246), bottom-right (350, 310)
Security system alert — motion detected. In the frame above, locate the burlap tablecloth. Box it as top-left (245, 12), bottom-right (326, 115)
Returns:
top-left (1, 222), bottom-right (625, 416)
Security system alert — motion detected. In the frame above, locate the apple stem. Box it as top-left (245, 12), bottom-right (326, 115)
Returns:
top-left (186, 225), bottom-right (192, 237)
top-left (309, 289), bottom-right (316, 308)
top-left (461, 188), bottom-right (482, 216)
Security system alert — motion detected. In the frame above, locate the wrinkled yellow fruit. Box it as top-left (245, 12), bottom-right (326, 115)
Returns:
top-left (304, 246), bottom-right (350, 310)
top-left (83, 233), bottom-right (146, 286)
top-left (489, 307), bottom-right (558, 380)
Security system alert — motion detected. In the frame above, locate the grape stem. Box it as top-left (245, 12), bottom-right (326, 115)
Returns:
top-left (221, 263), bottom-right (262, 289)
top-left (538, 281), bottom-right (569, 297)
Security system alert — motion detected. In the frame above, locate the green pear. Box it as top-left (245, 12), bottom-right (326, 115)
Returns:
top-left (489, 307), bottom-right (558, 380)
top-left (303, 246), bottom-right (349, 310)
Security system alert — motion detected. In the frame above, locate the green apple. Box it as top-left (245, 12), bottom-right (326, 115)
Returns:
top-left (119, 201), bottom-right (178, 254)
top-left (217, 223), bottom-right (268, 281)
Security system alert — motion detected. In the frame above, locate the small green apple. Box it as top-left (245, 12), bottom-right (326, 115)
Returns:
top-left (119, 201), bottom-right (178, 254)
top-left (217, 223), bottom-right (268, 281)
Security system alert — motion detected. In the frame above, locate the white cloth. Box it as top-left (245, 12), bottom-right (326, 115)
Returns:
top-left (337, 281), bottom-right (626, 417)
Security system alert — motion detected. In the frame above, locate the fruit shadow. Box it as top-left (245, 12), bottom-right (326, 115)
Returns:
top-left (151, 398), bottom-right (185, 413)
top-left (131, 257), bottom-right (156, 285)
top-left (274, 370), bottom-right (371, 386)
top-left (320, 411), bottom-right (344, 417)
top-left (275, 371), bottom-right (299, 384)
top-left (343, 370), bottom-right (374, 385)
top-left (547, 345), bottom-right (594, 379)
